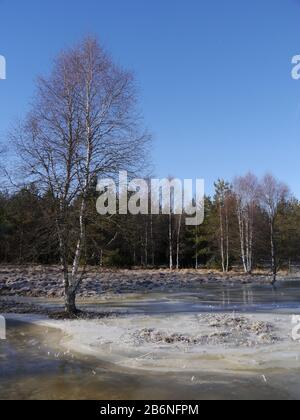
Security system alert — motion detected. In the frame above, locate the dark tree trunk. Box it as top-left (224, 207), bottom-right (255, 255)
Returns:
top-left (150, 214), bottom-right (155, 267)
top-left (65, 288), bottom-right (77, 315)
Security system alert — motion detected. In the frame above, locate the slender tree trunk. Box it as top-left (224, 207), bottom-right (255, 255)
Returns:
top-left (150, 214), bottom-right (155, 266)
top-left (248, 214), bottom-right (254, 274)
top-left (145, 219), bottom-right (148, 267)
top-left (72, 198), bottom-right (86, 278)
top-left (225, 206), bottom-right (229, 272)
top-left (270, 219), bottom-right (277, 285)
top-left (140, 235), bottom-right (144, 266)
top-left (55, 215), bottom-right (75, 314)
top-left (237, 209), bottom-right (247, 274)
top-left (169, 213), bottom-right (173, 270)
top-left (245, 217), bottom-right (249, 272)
top-left (219, 205), bottom-right (225, 273)
top-left (195, 225), bottom-right (199, 270)
top-left (240, 215), bottom-right (253, 274)
top-left (176, 214), bottom-right (182, 270)
top-left (245, 216), bottom-right (253, 274)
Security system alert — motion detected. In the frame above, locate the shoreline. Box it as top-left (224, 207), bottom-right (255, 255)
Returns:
top-left (0, 265), bottom-right (297, 300)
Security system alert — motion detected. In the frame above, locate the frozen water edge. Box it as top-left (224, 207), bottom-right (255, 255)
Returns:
top-left (4, 312), bottom-right (300, 374)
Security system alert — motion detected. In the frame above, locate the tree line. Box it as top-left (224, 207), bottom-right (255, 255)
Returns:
top-left (1, 173), bottom-right (299, 278)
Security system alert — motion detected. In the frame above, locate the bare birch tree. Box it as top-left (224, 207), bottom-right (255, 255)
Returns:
top-left (233, 173), bottom-right (259, 274)
top-left (259, 174), bottom-right (289, 285)
top-left (14, 38), bottom-right (149, 314)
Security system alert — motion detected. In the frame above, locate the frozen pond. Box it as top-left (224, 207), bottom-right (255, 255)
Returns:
top-left (78, 279), bottom-right (300, 315)
top-left (1, 280), bottom-right (300, 400)
top-left (1, 320), bottom-right (300, 400)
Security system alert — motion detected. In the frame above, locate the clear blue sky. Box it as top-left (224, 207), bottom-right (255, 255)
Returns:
top-left (1, 0), bottom-right (300, 197)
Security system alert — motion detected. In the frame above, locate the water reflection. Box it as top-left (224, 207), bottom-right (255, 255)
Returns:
top-left (79, 280), bottom-right (300, 315)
